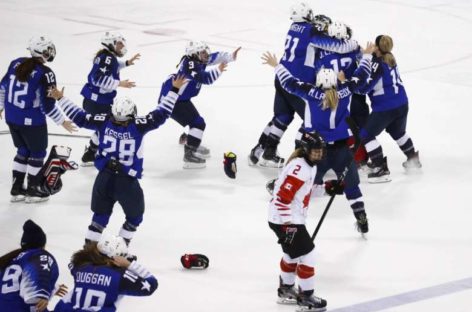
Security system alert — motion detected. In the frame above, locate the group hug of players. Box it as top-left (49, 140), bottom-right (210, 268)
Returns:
top-left (0, 1), bottom-right (421, 311)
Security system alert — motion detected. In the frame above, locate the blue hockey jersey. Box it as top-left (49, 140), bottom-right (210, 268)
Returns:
top-left (0, 57), bottom-right (64, 126)
top-left (0, 249), bottom-right (59, 312)
top-left (80, 50), bottom-right (126, 105)
top-left (315, 47), bottom-right (361, 78)
top-left (159, 52), bottom-right (232, 101)
top-left (357, 55), bottom-right (408, 112)
top-left (57, 88), bottom-right (180, 178)
top-left (275, 55), bottom-right (372, 142)
top-left (279, 22), bottom-right (360, 83)
top-left (54, 261), bottom-right (157, 312)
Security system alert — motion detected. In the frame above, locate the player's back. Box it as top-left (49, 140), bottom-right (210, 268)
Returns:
top-left (315, 48), bottom-right (360, 78)
top-left (0, 248), bottom-right (58, 312)
top-left (1, 57), bottom-right (53, 126)
top-left (280, 22), bottom-right (317, 83)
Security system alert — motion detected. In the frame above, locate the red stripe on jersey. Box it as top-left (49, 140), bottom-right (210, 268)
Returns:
top-left (276, 175), bottom-right (305, 205)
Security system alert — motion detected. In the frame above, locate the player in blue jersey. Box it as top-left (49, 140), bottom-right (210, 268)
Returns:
top-left (357, 35), bottom-right (421, 183)
top-left (262, 44), bottom-right (375, 234)
top-left (54, 234), bottom-right (157, 312)
top-left (48, 75), bottom-right (186, 245)
top-left (80, 32), bottom-right (140, 166)
top-left (159, 41), bottom-right (241, 169)
top-left (0, 36), bottom-right (76, 203)
top-left (0, 220), bottom-right (64, 311)
top-left (249, 2), bottom-right (360, 169)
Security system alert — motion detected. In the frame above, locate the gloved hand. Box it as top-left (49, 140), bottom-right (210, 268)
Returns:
top-left (180, 254), bottom-right (209, 269)
top-left (324, 179), bottom-right (345, 196)
top-left (223, 152), bottom-right (237, 179)
top-left (279, 225), bottom-right (298, 245)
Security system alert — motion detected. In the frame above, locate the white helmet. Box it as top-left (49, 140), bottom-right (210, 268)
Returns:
top-left (97, 234), bottom-right (128, 258)
top-left (316, 68), bottom-right (337, 89)
top-left (101, 32), bottom-right (127, 57)
top-left (290, 2), bottom-right (314, 23)
top-left (185, 41), bottom-right (211, 62)
top-left (328, 21), bottom-right (349, 39)
top-left (111, 97), bottom-right (137, 121)
top-left (27, 36), bottom-right (56, 62)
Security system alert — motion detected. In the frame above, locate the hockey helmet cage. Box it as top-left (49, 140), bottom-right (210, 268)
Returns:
top-left (28, 36), bottom-right (56, 62)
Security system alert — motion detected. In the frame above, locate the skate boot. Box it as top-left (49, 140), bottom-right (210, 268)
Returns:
top-left (183, 145), bottom-right (206, 169)
top-left (81, 145), bottom-right (97, 167)
top-left (367, 157), bottom-right (391, 183)
top-left (296, 289), bottom-right (327, 312)
top-left (179, 132), bottom-right (188, 145)
top-left (248, 144), bottom-right (263, 166)
top-left (403, 151), bottom-right (422, 169)
top-left (277, 277), bottom-right (298, 305)
top-left (195, 145), bottom-right (211, 159)
top-left (258, 146), bottom-right (284, 168)
top-left (25, 184), bottom-right (49, 203)
top-left (354, 211), bottom-right (369, 234)
top-left (10, 177), bottom-right (27, 203)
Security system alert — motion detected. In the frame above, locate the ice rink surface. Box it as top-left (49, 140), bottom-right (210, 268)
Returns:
top-left (0, 0), bottom-right (471, 311)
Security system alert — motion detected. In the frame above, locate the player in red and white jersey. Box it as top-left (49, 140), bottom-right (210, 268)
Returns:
top-left (268, 131), bottom-right (328, 312)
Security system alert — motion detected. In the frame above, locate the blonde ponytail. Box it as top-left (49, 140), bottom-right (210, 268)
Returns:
top-left (321, 88), bottom-right (339, 111)
top-left (377, 35), bottom-right (396, 67)
top-left (285, 148), bottom-right (305, 165)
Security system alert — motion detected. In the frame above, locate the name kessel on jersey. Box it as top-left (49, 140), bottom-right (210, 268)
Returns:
top-left (104, 128), bottom-right (135, 140)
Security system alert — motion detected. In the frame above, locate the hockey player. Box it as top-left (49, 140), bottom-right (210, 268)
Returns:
top-left (357, 35), bottom-right (421, 183)
top-left (54, 234), bottom-right (157, 311)
top-left (159, 41), bottom-right (241, 169)
top-left (48, 75), bottom-right (186, 246)
top-left (80, 31), bottom-right (140, 166)
top-left (0, 36), bottom-right (76, 203)
top-left (268, 132), bottom-right (327, 311)
top-left (262, 43), bottom-right (375, 234)
top-left (0, 220), bottom-right (62, 311)
top-left (249, 2), bottom-right (359, 168)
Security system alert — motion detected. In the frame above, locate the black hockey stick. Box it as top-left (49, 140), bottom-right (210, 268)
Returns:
top-left (0, 130), bottom-right (90, 139)
top-left (311, 116), bottom-right (362, 241)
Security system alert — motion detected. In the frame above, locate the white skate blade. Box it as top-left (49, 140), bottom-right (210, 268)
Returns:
top-left (183, 162), bottom-right (206, 169)
top-left (277, 297), bottom-right (297, 305)
top-left (80, 161), bottom-right (95, 167)
top-left (10, 195), bottom-right (26, 203)
top-left (25, 196), bottom-right (49, 204)
top-left (296, 306), bottom-right (326, 312)
top-left (257, 159), bottom-right (284, 169)
top-left (194, 151), bottom-right (211, 159)
top-left (367, 176), bottom-right (392, 184)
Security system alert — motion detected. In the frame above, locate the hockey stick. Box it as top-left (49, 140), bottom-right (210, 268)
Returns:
top-left (311, 116), bottom-right (362, 241)
top-left (0, 130), bottom-right (90, 139)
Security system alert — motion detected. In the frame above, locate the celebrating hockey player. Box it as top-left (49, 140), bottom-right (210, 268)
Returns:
top-left (262, 42), bottom-right (375, 235)
top-left (268, 132), bottom-right (327, 311)
top-left (0, 220), bottom-right (66, 311)
top-left (54, 234), bottom-right (157, 311)
top-left (0, 36), bottom-right (76, 203)
top-left (80, 31), bottom-right (140, 166)
top-left (159, 41), bottom-right (241, 169)
top-left (48, 75), bottom-right (187, 246)
top-left (249, 2), bottom-right (359, 168)
top-left (357, 35), bottom-right (422, 183)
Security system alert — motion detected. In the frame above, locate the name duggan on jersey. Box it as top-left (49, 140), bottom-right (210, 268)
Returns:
top-left (105, 128), bottom-right (134, 140)
top-left (75, 272), bottom-right (112, 287)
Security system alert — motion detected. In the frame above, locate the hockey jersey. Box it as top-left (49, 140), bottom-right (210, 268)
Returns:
top-left (279, 22), bottom-right (360, 84)
top-left (0, 248), bottom-right (59, 312)
top-left (80, 50), bottom-right (127, 105)
top-left (269, 157), bottom-right (317, 225)
top-left (357, 55), bottom-right (408, 112)
top-left (315, 47), bottom-right (361, 78)
top-left (159, 52), bottom-right (233, 102)
top-left (0, 57), bottom-right (64, 126)
top-left (275, 54), bottom-right (372, 143)
top-left (54, 261), bottom-right (157, 312)
top-left (57, 88), bottom-right (180, 178)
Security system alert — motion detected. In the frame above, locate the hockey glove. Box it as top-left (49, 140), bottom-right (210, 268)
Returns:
top-left (223, 152), bottom-right (237, 179)
top-left (324, 180), bottom-right (345, 196)
top-left (266, 178), bottom-right (276, 195)
top-left (280, 225), bottom-right (298, 245)
top-left (181, 254), bottom-right (209, 269)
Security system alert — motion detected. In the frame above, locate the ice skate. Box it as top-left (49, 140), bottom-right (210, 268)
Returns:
top-left (248, 144), bottom-right (263, 166)
top-left (403, 151), bottom-right (422, 169)
top-left (25, 185), bottom-right (49, 203)
top-left (258, 147), bottom-right (284, 168)
top-left (367, 157), bottom-right (391, 183)
top-left (81, 145), bottom-right (96, 167)
top-left (10, 177), bottom-right (26, 202)
top-left (183, 145), bottom-right (206, 169)
top-left (354, 211), bottom-right (369, 236)
top-left (277, 277), bottom-right (298, 305)
top-left (296, 289), bottom-right (327, 312)
top-left (194, 145), bottom-right (211, 159)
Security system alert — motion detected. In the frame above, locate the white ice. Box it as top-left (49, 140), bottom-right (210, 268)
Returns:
top-left (0, 0), bottom-right (471, 311)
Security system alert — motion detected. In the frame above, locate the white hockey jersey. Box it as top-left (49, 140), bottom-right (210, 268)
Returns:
top-left (268, 157), bottom-right (317, 225)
